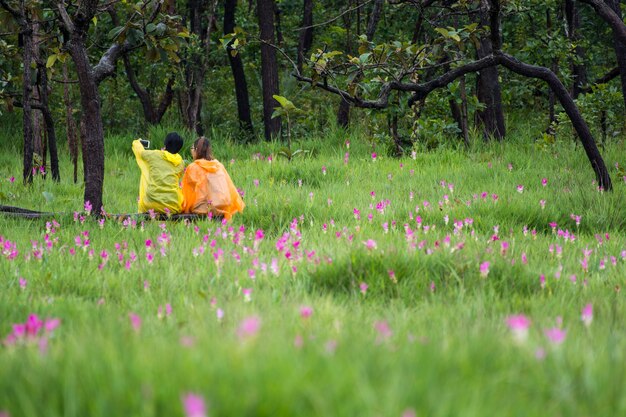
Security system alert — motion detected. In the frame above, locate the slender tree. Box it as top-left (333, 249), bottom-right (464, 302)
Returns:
top-left (475, 0), bottom-right (505, 140)
top-left (224, 0), bottom-right (254, 135)
top-left (297, 0), bottom-right (314, 73)
top-left (257, 0), bottom-right (281, 140)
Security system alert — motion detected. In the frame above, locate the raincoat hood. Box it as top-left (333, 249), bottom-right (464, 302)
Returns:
top-left (162, 151), bottom-right (183, 166)
top-left (193, 159), bottom-right (223, 172)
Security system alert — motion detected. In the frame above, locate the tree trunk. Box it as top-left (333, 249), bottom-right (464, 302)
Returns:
top-left (31, 20), bottom-right (45, 163)
top-left (37, 60), bottom-right (60, 181)
top-left (607, 0), bottom-right (626, 110)
top-left (224, 0), bottom-right (254, 135)
top-left (21, 22), bottom-right (34, 183)
top-left (565, 0), bottom-right (587, 98)
top-left (68, 37), bottom-right (105, 212)
top-left (475, 0), bottom-right (506, 140)
top-left (63, 63), bottom-right (80, 184)
top-left (496, 52), bottom-right (611, 190)
top-left (297, 0), bottom-right (313, 73)
top-left (257, 0), bottom-right (281, 140)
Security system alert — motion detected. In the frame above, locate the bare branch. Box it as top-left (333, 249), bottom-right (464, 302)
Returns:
top-left (55, 1), bottom-right (75, 33)
top-left (294, 0), bottom-right (373, 32)
top-left (578, 0), bottom-right (626, 46)
top-left (93, 42), bottom-right (131, 84)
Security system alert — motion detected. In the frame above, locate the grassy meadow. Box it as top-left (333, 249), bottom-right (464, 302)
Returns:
top-left (1, 121), bottom-right (626, 417)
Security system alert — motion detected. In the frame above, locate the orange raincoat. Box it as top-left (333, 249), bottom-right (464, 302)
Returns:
top-left (181, 159), bottom-right (244, 220)
top-left (132, 140), bottom-right (184, 214)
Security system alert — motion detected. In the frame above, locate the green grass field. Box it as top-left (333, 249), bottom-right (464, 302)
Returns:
top-left (2, 125), bottom-right (626, 417)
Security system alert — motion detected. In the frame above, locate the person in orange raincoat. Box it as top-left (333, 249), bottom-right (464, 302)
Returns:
top-left (132, 132), bottom-right (185, 214)
top-left (181, 136), bottom-right (245, 220)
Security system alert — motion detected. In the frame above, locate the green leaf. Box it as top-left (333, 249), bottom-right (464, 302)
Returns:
top-left (273, 95), bottom-right (296, 111)
top-left (46, 54), bottom-right (57, 69)
top-left (434, 28), bottom-right (449, 38)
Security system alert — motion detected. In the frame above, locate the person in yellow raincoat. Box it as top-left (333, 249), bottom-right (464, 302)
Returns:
top-left (132, 132), bottom-right (185, 214)
top-left (181, 136), bottom-right (244, 220)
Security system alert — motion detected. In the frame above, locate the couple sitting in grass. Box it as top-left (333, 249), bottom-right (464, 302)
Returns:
top-left (132, 132), bottom-right (244, 220)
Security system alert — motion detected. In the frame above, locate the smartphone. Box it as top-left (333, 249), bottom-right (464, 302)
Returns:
top-left (139, 139), bottom-right (150, 149)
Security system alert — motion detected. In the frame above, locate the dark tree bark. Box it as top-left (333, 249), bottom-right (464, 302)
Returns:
top-left (1, 0), bottom-right (35, 183)
top-left (55, 0), bottom-right (132, 212)
top-left (297, 0), bottom-right (314, 73)
top-left (37, 60), bottom-right (60, 181)
top-left (475, 0), bottom-right (506, 140)
top-left (20, 21), bottom-right (34, 183)
top-left (180, 0), bottom-right (218, 135)
top-left (123, 54), bottom-right (174, 125)
top-left (257, 0), bottom-right (281, 140)
top-left (337, 0), bottom-right (384, 128)
top-left (578, 0), bottom-right (626, 46)
top-left (62, 63), bottom-right (80, 184)
top-left (224, 0), bottom-right (254, 135)
top-left (565, 0), bottom-right (587, 98)
top-left (606, 0), bottom-right (626, 110)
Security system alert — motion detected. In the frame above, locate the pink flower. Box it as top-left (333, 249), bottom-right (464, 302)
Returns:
top-left (402, 409), bottom-right (417, 417)
top-left (242, 288), bottom-right (252, 302)
top-left (44, 318), bottom-right (61, 332)
top-left (129, 313), bottom-right (142, 332)
top-left (19, 277), bottom-right (27, 289)
top-left (216, 308), bottom-right (224, 322)
top-left (321, 166), bottom-right (327, 175)
top-left (581, 304), bottom-right (593, 327)
top-left (182, 393), bottom-right (207, 417)
top-left (516, 185), bottom-right (524, 193)
top-left (237, 315), bottom-right (261, 340)
top-left (9, 176), bottom-right (15, 183)
top-left (544, 327), bottom-right (566, 345)
top-left (371, 152), bottom-right (377, 161)
top-left (374, 320), bottom-right (393, 342)
top-left (479, 261), bottom-right (490, 278)
top-left (299, 306), bottom-right (313, 319)
top-left (505, 315), bottom-right (531, 342)
top-left (541, 178), bottom-right (548, 186)
top-left (84, 201), bottom-right (92, 215)
top-left (359, 282), bottom-right (368, 295)
top-left (363, 239), bottom-right (377, 250)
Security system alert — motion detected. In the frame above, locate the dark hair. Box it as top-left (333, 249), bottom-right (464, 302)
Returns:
top-left (164, 132), bottom-right (183, 154)
top-left (192, 136), bottom-right (214, 161)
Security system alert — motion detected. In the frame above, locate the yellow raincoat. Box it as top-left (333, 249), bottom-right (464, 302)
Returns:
top-left (181, 159), bottom-right (245, 220)
top-left (132, 140), bottom-right (184, 214)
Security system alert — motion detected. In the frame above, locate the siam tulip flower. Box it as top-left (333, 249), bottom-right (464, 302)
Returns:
top-left (374, 320), bottom-right (393, 343)
top-left (364, 239), bottom-right (377, 250)
top-left (182, 393), bottom-right (207, 417)
top-left (544, 327), bottom-right (566, 345)
top-left (430, 281), bottom-right (436, 292)
top-left (242, 288), bottom-right (253, 303)
top-left (84, 201), bottom-right (92, 215)
top-left (570, 213), bottom-right (582, 226)
top-left (216, 308), bottom-right (224, 322)
top-left (516, 185), bottom-right (524, 193)
top-left (294, 334), bottom-right (304, 348)
top-left (9, 176), bottom-right (15, 183)
top-left (411, 150), bottom-right (417, 160)
top-left (539, 199), bottom-right (546, 209)
top-left (402, 409), bottom-right (417, 417)
top-left (539, 274), bottom-right (546, 289)
top-left (479, 261), bottom-right (490, 278)
top-left (321, 166), bottom-right (327, 175)
top-left (371, 152), bottom-right (377, 161)
top-left (237, 315), bottom-right (261, 340)
top-left (541, 178), bottom-right (548, 186)
top-left (507, 163), bottom-right (513, 171)
top-left (19, 278), bottom-right (27, 289)
top-left (506, 314), bottom-right (531, 343)
top-left (129, 313), bottom-right (142, 332)
top-left (359, 282), bottom-right (368, 295)
top-left (581, 304), bottom-right (593, 327)
top-left (299, 306), bottom-right (313, 319)
top-left (253, 179), bottom-right (259, 187)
